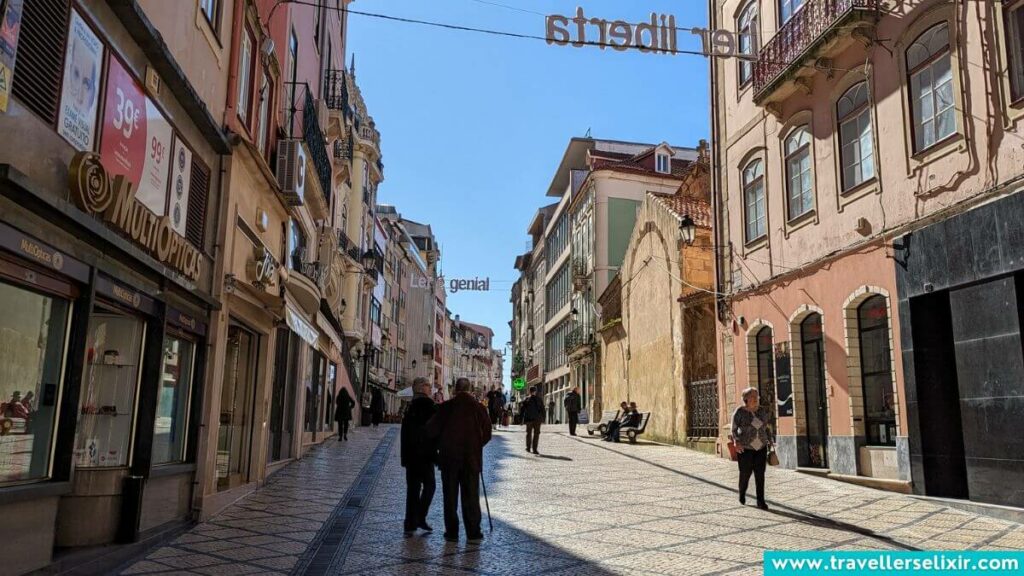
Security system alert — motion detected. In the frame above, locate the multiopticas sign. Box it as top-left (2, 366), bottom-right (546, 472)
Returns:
top-left (545, 6), bottom-right (753, 58)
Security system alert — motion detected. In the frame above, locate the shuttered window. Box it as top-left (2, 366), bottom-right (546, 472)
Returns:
top-left (11, 0), bottom-right (71, 125)
top-left (186, 160), bottom-right (210, 249)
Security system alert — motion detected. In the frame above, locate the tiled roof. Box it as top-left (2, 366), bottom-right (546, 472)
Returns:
top-left (651, 192), bottom-right (712, 228)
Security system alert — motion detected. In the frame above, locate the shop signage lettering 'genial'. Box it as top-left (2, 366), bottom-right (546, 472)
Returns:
top-left (69, 151), bottom-right (202, 282)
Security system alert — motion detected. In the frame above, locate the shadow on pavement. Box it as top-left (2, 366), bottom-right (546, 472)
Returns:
top-left (534, 453), bottom-right (573, 461)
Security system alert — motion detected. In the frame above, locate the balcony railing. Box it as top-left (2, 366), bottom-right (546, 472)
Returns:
top-left (291, 248), bottom-right (326, 288)
top-left (338, 233), bottom-right (362, 261)
top-left (753, 0), bottom-right (879, 100)
top-left (564, 324), bottom-right (594, 356)
top-left (303, 90), bottom-right (332, 203)
top-left (324, 69), bottom-right (349, 113)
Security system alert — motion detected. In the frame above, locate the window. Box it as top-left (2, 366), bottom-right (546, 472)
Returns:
top-left (858, 296), bottom-right (896, 446)
top-left (200, 0), bottom-right (220, 31)
top-left (837, 82), bottom-right (875, 191)
top-left (742, 158), bottom-right (766, 242)
top-left (737, 1), bottom-right (758, 87)
top-left (289, 219), bottom-right (306, 271)
top-left (186, 160), bottom-right (210, 249)
top-left (237, 28), bottom-right (255, 123)
top-left (286, 30), bottom-right (298, 124)
top-left (154, 335), bottom-right (195, 464)
top-left (370, 298), bottom-right (382, 326)
top-left (0, 279), bottom-right (70, 485)
top-left (256, 73), bottom-right (271, 156)
top-left (908, 23), bottom-right (955, 152)
top-left (754, 327), bottom-right (776, 422)
top-left (779, 0), bottom-right (805, 24)
top-left (785, 126), bottom-right (814, 220)
top-left (1006, 1), bottom-right (1024, 101)
top-left (655, 153), bottom-right (671, 174)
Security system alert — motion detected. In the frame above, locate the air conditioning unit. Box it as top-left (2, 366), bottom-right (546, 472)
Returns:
top-left (276, 139), bottom-right (306, 206)
top-left (314, 98), bottom-right (330, 134)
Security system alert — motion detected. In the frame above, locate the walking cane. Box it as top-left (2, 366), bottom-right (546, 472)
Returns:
top-left (480, 469), bottom-right (493, 533)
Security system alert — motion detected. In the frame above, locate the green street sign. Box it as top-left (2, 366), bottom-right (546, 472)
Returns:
top-left (512, 377), bottom-right (525, 391)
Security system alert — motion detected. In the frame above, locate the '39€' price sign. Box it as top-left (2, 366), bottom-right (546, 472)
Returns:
top-left (99, 56), bottom-right (173, 217)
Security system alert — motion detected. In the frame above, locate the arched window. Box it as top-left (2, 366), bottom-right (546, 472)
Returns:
top-left (907, 23), bottom-right (954, 152)
top-left (737, 1), bottom-right (758, 87)
top-left (779, 0), bottom-right (805, 24)
top-left (837, 82), bottom-right (875, 191)
top-left (742, 158), bottom-right (766, 242)
top-left (858, 295), bottom-right (896, 446)
top-left (755, 327), bottom-right (777, 420)
top-left (800, 313), bottom-right (828, 468)
top-left (784, 126), bottom-right (814, 220)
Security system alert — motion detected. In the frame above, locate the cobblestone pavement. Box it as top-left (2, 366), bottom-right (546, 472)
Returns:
top-left (121, 425), bottom-right (1024, 576)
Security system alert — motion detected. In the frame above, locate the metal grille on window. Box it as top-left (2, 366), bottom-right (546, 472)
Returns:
top-left (187, 160), bottom-right (210, 249)
top-left (686, 378), bottom-right (719, 438)
top-left (11, 0), bottom-right (70, 125)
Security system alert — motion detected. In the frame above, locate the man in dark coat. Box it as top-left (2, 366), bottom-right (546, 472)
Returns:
top-left (520, 386), bottom-right (545, 454)
top-left (401, 377), bottom-right (438, 535)
top-left (334, 388), bottom-right (356, 441)
top-left (486, 385), bottom-right (505, 430)
top-left (425, 378), bottom-right (491, 543)
top-left (563, 386), bottom-right (582, 436)
top-left (370, 388), bottom-right (385, 427)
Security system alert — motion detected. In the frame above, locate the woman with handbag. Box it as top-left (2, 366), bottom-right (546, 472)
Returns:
top-left (729, 387), bottom-right (775, 510)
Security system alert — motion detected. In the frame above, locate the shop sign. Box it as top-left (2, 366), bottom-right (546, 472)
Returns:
top-left (96, 274), bottom-right (157, 316)
top-left (0, 221), bottom-right (89, 282)
top-left (286, 306), bottom-right (318, 346)
top-left (246, 245), bottom-right (278, 290)
top-left (168, 306), bottom-right (207, 337)
top-left (545, 6), bottom-right (753, 58)
top-left (774, 342), bottom-right (794, 417)
top-left (57, 10), bottom-right (103, 151)
top-left (512, 377), bottom-right (525, 391)
top-left (0, 0), bottom-right (25, 113)
top-left (69, 151), bottom-right (203, 283)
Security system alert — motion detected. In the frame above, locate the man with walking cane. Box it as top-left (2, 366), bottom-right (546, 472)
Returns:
top-left (426, 378), bottom-right (492, 544)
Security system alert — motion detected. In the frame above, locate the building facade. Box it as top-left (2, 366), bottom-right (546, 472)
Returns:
top-left (710, 0), bottom-right (1024, 507)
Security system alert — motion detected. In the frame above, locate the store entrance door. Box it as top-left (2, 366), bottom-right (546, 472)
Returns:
top-left (268, 328), bottom-right (298, 463)
top-left (217, 324), bottom-right (257, 491)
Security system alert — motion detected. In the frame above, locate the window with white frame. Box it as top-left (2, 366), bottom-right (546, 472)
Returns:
top-left (200, 0), bottom-right (220, 32)
top-left (256, 72), bottom-right (270, 155)
top-left (237, 29), bottom-right (254, 123)
top-left (785, 126), bottom-right (814, 220)
top-left (907, 22), bottom-right (955, 152)
top-left (737, 1), bottom-right (758, 88)
top-left (742, 158), bottom-right (766, 242)
top-left (1006, 1), bottom-right (1024, 101)
top-left (779, 0), bottom-right (805, 24)
top-left (655, 152), bottom-right (671, 174)
top-left (837, 82), bottom-right (875, 191)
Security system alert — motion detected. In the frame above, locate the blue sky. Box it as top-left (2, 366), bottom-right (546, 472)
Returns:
top-left (347, 0), bottom-right (710, 381)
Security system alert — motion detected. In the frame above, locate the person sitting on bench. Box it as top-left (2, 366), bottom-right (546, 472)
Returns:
top-left (604, 402), bottom-right (640, 442)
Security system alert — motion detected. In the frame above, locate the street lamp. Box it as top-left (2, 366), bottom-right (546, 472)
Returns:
top-left (360, 249), bottom-right (376, 270)
top-left (680, 214), bottom-right (696, 246)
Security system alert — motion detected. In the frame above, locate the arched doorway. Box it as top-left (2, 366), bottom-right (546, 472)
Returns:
top-left (754, 326), bottom-right (777, 422)
top-left (800, 313), bottom-right (828, 468)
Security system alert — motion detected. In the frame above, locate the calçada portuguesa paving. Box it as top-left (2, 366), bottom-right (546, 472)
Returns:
top-left (119, 426), bottom-right (1024, 576)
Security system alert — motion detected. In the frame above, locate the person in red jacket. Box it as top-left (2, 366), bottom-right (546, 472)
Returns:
top-left (426, 377), bottom-right (492, 544)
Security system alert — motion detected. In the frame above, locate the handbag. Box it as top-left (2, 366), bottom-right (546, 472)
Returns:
top-left (768, 449), bottom-right (780, 466)
top-left (577, 409), bottom-right (589, 425)
top-left (726, 440), bottom-right (739, 461)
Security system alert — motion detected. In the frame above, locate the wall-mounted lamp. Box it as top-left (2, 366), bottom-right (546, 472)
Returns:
top-left (680, 214), bottom-right (696, 246)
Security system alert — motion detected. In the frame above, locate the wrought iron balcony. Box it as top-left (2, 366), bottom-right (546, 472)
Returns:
top-left (564, 324), bottom-right (594, 357)
top-left (324, 69), bottom-right (349, 113)
top-left (302, 90), bottom-right (332, 204)
top-left (291, 248), bottom-right (326, 288)
top-left (753, 0), bottom-right (879, 102)
top-left (338, 233), bottom-right (362, 261)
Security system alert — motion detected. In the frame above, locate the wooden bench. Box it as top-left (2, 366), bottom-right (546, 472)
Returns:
top-left (619, 412), bottom-right (651, 444)
top-left (586, 410), bottom-right (619, 436)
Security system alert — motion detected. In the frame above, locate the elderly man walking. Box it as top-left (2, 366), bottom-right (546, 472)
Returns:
top-left (426, 378), bottom-right (492, 544)
top-left (401, 377), bottom-right (438, 535)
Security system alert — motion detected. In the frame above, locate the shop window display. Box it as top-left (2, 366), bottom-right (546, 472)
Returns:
top-left (153, 335), bottom-right (195, 464)
top-left (75, 308), bottom-right (145, 468)
top-left (217, 325), bottom-right (256, 491)
top-left (0, 281), bottom-right (70, 485)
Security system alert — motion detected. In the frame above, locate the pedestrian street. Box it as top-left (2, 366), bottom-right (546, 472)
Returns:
top-left (120, 426), bottom-right (1024, 576)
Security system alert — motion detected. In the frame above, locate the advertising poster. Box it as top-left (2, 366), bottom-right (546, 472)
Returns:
top-left (168, 136), bottom-right (192, 236)
top-left (99, 56), bottom-right (173, 216)
top-left (0, 0), bottom-right (26, 113)
top-left (58, 10), bottom-right (103, 150)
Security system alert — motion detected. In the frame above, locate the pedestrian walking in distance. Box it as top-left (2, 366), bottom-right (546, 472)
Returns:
top-left (520, 386), bottom-right (545, 454)
top-left (335, 387), bottom-right (356, 441)
top-left (486, 385), bottom-right (506, 430)
top-left (401, 377), bottom-right (438, 535)
top-left (370, 388), bottom-right (385, 427)
top-left (563, 386), bottom-right (582, 436)
top-left (729, 387), bottom-right (774, 510)
top-left (426, 378), bottom-right (492, 544)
